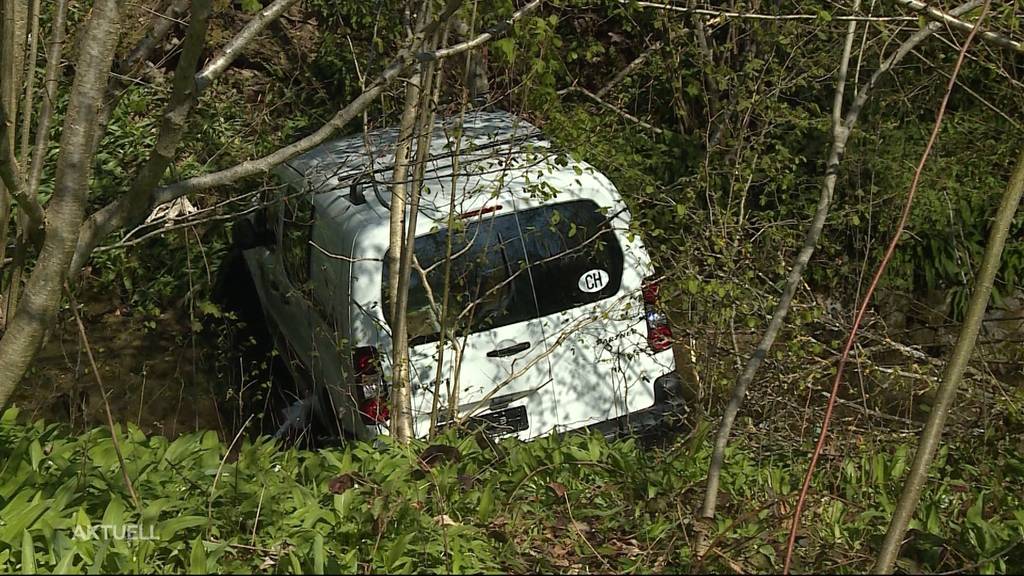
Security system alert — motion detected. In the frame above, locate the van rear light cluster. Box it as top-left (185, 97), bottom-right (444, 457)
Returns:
top-left (354, 346), bottom-right (389, 423)
top-left (642, 277), bottom-right (673, 352)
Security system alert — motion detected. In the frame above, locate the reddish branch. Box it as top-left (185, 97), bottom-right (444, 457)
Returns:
top-left (781, 3), bottom-right (991, 572)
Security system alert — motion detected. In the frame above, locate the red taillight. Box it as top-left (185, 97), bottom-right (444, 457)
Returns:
top-left (353, 347), bottom-right (389, 423)
top-left (360, 397), bottom-right (390, 423)
top-left (642, 276), bottom-right (673, 352)
top-left (353, 346), bottom-right (378, 375)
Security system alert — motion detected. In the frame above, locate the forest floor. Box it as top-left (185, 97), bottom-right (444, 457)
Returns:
top-left (11, 304), bottom-right (227, 438)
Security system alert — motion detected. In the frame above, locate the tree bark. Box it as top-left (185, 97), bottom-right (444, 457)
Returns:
top-left (0, 0), bottom-right (28, 281)
top-left (872, 151), bottom-right (1024, 574)
top-left (395, 37), bottom-right (441, 444)
top-left (388, 0), bottom-right (438, 444)
top-left (27, 0), bottom-right (67, 198)
top-left (0, 0), bottom-right (121, 409)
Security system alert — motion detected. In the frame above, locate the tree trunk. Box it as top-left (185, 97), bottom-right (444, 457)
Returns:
top-left (0, 0), bottom-right (28, 287)
top-left (0, 0), bottom-right (121, 409)
top-left (391, 30), bottom-right (441, 443)
top-left (873, 147), bottom-right (1024, 573)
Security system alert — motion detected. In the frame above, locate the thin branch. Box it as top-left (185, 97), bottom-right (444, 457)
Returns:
top-left (784, 3), bottom-right (989, 571)
top-left (842, 0), bottom-right (983, 130)
top-left (875, 55), bottom-right (1023, 576)
top-left (120, 0), bottom-right (191, 79)
top-left (17, 0), bottom-right (41, 167)
top-left (892, 0), bottom-right (1022, 52)
top-left (67, 284), bottom-right (142, 512)
top-left (909, 47), bottom-right (1021, 129)
top-left (92, 0), bottom-right (191, 153)
top-left (632, 1), bottom-right (917, 21)
top-left (560, 85), bottom-right (668, 134)
top-left (695, 0), bottom-right (984, 561)
top-left (425, 0), bottom-right (542, 60)
top-left (27, 0), bottom-right (67, 198)
top-left (596, 41), bottom-right (661, 98)
top-left (194, 0), bottom-right (302, 91)
top-left (0, 105), bottom-right (44, 232)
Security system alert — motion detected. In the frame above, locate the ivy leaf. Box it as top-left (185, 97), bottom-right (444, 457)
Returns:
top-left (240, 0), bottom-right (263, 14)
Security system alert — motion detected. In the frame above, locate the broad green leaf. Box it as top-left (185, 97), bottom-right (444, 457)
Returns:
top-left (29, 441), bottom-right (42, 472)
top-left (21, 530), bottom-right (36, 575)
top-left (54, 549), bottom-right (80, 574)
top-left (188, 537), bottom-right (207, 574)
top-left (313, 533), bottom-right (325, 574)
top-left (159, 516), bottom-right (208, 540)
top-left (386, 533), bottom-right (411, 572)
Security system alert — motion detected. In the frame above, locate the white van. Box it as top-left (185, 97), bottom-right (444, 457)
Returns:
top-left (231, 111), bottom-right (683, 442)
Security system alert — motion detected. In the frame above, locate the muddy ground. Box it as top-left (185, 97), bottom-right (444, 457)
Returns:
top-left (11, 307), bottom-right (228, 438)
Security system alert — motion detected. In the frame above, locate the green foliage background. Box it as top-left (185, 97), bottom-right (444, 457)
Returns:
top-left (2, 408), bottom-right (1022, 573)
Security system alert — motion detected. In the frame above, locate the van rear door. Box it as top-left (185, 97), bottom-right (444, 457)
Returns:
top-left (392, 210), bottom-right (558, 439)
top-left (515, 199), bottom-right (658, 431)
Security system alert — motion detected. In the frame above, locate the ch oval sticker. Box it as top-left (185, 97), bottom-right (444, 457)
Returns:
top-left (578, 269), bottom-right (609, 293)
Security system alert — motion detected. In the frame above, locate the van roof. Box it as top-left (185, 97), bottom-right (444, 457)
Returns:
top-left (275, 110), bottom-right (550, 196)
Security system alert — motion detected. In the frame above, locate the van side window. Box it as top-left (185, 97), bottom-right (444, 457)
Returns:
top-left (281, 194), bottom-right (314, 287)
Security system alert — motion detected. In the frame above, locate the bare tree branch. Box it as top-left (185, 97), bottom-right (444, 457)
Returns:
top-left (0, 0), bottom-right (28, 278)
top-left (632, 1), bottom-right (917, 21)
top-left (697, 6), bottom-right (862, 553)
top-left (596, 42), bottom-right (661, 99)
top-left (559, 85), bottom-right (669, 134)
top-left (0, 104), bottom-right (44, 232)
top-left (195, 0), bottom-right (301, 91)
top-left (892, 0), bottom-right (1022, 52)
top-left (425, 0), bottom-right (542, 60)
top-left (71, 0), bottom-right (213, 274)
top-left (785, 3), bottom-right (989, 571)
top-left (26, 0), bottom-right (67, 198)
top-left (92, 0), bottom-right (191, 152)
top-left (17, 0), bottom-right (41, 166)
top-left (121, 0), bottom-right (191, 74)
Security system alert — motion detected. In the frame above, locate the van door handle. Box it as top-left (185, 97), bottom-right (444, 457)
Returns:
top-left (487, 341), bottom-right (531, 358)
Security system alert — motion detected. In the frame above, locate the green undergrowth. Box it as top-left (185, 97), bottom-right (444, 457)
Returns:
top-left (1, 408), bottom-right (1021, 574)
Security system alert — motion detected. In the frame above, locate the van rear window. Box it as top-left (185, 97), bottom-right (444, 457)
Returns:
top-left (383, 200), bottom-right (624, 344)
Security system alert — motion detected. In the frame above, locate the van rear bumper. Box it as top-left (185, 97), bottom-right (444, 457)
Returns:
top-left (585, 371), bottom-right (687, 439)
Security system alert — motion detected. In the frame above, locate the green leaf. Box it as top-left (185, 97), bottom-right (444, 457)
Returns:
top-left (386, 533), bottom-right (411, 572)
top-left (967, 494), bottom-right (985, 526)
top-left (54, 549), bottom-right (80, 574)
top-left (188, 537), bottom-right (207, 574)
top-left (21, 531), bottom-right (36, 575)
top-left (313, 533), bottom-right (325, 574)
top-left (240, 0), bottom-right (263, 13)
top-left (159, 516), bottom-right (207, 540)
top-left (478, 484), bottom-right (494, 521)
top-left (29, 441), bottom-right (42, 472)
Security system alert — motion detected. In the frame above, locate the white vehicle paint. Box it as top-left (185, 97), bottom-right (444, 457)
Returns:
top-left (237, 110), bottom-right (682, 442)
